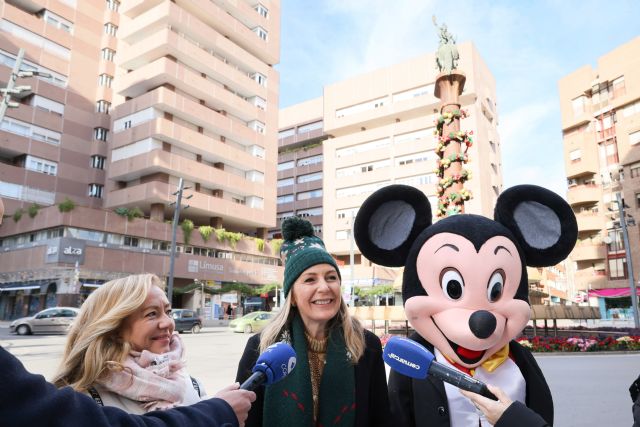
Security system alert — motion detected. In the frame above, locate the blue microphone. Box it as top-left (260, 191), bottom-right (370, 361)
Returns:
top-left (383, 336), bottom-right (498, 400)
top-left (240, 342), bottom-right (296, 391)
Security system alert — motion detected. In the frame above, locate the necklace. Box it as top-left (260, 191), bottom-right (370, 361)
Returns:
top-left (305, 332), bottom-right (327, 422)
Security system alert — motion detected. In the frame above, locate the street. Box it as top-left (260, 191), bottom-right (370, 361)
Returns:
top-left (1, 327), bottom-right (637, 426)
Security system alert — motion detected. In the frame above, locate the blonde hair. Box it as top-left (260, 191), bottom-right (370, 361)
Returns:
top-left (52, 273), bottom-right (164, 391)
top-left (259, 293), bottom-right (365, 363)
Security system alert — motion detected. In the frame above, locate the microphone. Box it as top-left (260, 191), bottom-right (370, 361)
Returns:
top-left (240, 342), bottom-right (297, 391)
top-left (383, 336), bottom-right (498, 400)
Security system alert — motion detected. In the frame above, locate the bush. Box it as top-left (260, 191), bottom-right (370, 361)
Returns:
top-left (12, 208), bottom-right (24, 222)
top-left (58, 198), bottom-right (75, 212)
top-left (181, 219), bottom-right (194, 245)
top-left (516, 335), bottom-right (640, 352)
top-left (271, 238), bottom-right (283, 254)
top-left (255, 238), bottom-right (265, 252)
top-left (199, 225), bottom-right (214, 243)
top-left (27, 204), bottom-right (40, 218)
top-left (114, 207), bottom-right (144, 221)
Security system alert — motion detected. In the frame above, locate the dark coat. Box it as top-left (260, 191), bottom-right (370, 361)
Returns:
top-left (0, 346), bottom-right (238, 427)
top-left (388, 333), bottom-right (554, 427)
top-left (236, 329), bottom-right (392, 427)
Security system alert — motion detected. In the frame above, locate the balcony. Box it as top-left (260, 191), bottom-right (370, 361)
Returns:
top-left (573, 268), bottom-right (608, 291)
top-left (567, 184), bottom-right (600, 206)
top-left (576, 213), bottom-right (605, 232)
top-left (571, 242), bottom-right (606, 262)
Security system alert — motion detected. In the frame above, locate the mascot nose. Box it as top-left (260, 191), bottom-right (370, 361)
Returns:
top-left (468, 310), bottom-right (497, 339)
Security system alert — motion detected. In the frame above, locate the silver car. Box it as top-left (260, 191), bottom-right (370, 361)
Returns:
top-left (10, 307), bottom-right (80, 335)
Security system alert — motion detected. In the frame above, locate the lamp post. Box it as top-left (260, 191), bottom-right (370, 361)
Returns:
top-left (1, 48), bottom-right (51, 122)
top-left (167, 178), bottom-right (192, 304)
top-left (616, 192), bottom-right (639, 329)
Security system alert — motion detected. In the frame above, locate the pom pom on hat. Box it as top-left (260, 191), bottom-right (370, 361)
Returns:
top-left (282, 216), bottom-right (315, 241)
top-left (280, 216), bottom-right (340, 298)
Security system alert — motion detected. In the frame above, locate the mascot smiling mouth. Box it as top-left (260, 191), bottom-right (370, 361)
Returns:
top-left (432, 317), bottom-right (486, 365)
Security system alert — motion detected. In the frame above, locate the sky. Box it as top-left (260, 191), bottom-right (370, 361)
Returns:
top-left (275, 0), bottom-right (640, 197)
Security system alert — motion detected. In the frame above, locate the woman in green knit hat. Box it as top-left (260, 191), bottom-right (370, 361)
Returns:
top-left (236, 216), bottom-right (391, 427)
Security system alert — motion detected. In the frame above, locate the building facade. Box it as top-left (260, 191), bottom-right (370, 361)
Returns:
top-left (559, 36), bottom-right (640, 319)
top-left (273, 97), bottom-right (327, 238)
top-left (277, 42), bottom-right (502, 296)
top-left (0, 0), bottom-right (282, 320)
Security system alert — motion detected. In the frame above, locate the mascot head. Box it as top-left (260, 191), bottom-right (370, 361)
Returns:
top-left (354, 184), bottom-right (577, 369)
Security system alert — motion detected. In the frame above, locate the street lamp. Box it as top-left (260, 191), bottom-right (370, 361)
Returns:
top-left (0, 48), bottom-right (52, 122)
top-left (615, 193), bottom-right (639, 328)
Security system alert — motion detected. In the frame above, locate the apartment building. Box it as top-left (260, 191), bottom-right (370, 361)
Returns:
top-left (0, 0), bottom-right (282, 320)
top-left (273, 97), bottom-right (327, 238)
top-left (277, 42), bottom-right (502, 291)
top-left (559, 36), bottom-right (640, 320)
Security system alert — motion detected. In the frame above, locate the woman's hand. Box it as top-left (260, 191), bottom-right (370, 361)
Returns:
top-left (460, 384), bottom-right (513, 425)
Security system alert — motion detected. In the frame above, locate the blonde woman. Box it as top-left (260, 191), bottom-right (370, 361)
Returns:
top-left (235, 217), bottom-right (391, 427)
top-left (53, 274), bottom-right (254, 425)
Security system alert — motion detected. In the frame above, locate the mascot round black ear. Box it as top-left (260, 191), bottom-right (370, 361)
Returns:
top-left (494, 185), bottom-right (577, 267)
top-left (354, 184), bottom-right (432, 267)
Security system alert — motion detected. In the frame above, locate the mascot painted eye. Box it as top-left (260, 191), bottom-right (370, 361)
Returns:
top-left (441, 268), bottom-right (464, 300)
top-left (487, 270), bottom-right (504, 302)
top-left (354, 183), bottom-right (577, 427)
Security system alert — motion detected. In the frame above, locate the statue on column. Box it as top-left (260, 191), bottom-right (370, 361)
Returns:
top-left (433, 16), bottom-right (459, 74)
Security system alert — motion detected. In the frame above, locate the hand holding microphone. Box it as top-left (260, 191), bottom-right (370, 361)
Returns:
top-left (383, 336), bottom-right (498, 401)
top-left (219, 342), bottom-right (296, 426)
top-left (240, 342), bottom-right (297, 390)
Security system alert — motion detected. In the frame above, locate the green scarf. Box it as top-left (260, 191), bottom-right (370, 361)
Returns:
top-left (263, 314), bottom-right (356, 427)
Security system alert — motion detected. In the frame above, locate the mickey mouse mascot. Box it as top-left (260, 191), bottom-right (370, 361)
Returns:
top-left (354, 184), bottom-right (577, 427)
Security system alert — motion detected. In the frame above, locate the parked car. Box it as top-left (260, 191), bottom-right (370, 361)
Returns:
top-left (229, 311), bottom-right (274, 334)
top-left (10, 307), bottom-right (80, 335)
top-left (172, 309), bottom-right (202, 334)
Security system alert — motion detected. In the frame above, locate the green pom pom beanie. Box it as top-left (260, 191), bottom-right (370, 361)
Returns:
top-left (280, 216), bottom-right (340, 298)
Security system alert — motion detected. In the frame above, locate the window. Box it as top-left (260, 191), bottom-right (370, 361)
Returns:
top-left (277, 178), bottom-right (294, 187)
top-left (101, 48), bottom-right (115, 61)
top-left (277, 195), bottom-right (294, 204)
top-left (249, 96), bottom-right (266, 110)
top-left (297, 207), bottom-right (322, 217)
top-left (251, 72), bottom-right (267, 87)
top-left (336, 230), bottom-right (349, 240)
top-left (123, 236), bottom-right (139, 247)
top-left (277, 161), bottom-right (294, 171)
top-left (569, 149), bottom-right (582, 161)
top-left (26, 155), bottom-right (57, 175)
top-left (608, 258), bottom-right (627, 279)
top-left (91, 155), bottom-right (106, 169)
top-left (1, 117), bottom-right (61, 145)
top-left (0, 20), bottom-right (70, 59)
top-left (297, 172), bottom-right (322, 183)
top-left (124, 120), bottom-right (132, 129)
top-left (279, 128), bottom-right (295, 139)
top-left (630, 131), bottom-right (640, 146)
top-left (297, 189), bottom-right (322, 201)
top-left (336, 207), bottom-right (359, 219)
top-left (98, 74), bottom-right (113, 88)
top-left (88, 184), bottom-right (104, 198)
top-left (393, 84), bottom-right (434, 102)
top-left (254, 3), bottom-right (268, 18)
top-left (336, 138), bottom-right (390, 158)
top-left (94, 127), bottom-right (108, 141)
top-left (248, 120), bottom-right (265, 134)
top-left (571, 95), bottom-right (587, 116)
top-left (42, 10), bottom-right (73, 33)
top-left (297, 155), bottom-right (323, 167)
top-left (396, 151), bottom-right (434, 167)
top-left (298, 121), bottom-right (323, 134)
top-left (277, 211), bottom-right (294, 221)
top-left (252, 26), bottom-right (268, 41)
top-left (612, 76), bottom-right (625, 98)
top-left (31, 96), bottom-right (64, 116)
top-left (104, 23), bottom-right (118, 36)
top-left (96, 100), bottom-right (111, 113)
top-left (630, 162), bottom-right (640, 179)
top-left (106, 0), bottom-right (120, 11)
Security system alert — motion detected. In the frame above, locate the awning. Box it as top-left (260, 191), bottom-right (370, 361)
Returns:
top-left (82, 283), bottom-right (101, 288)
top-left (589, 287), bottom-right (640, 298)
top-left (0, 285), bottom-right (40, 292)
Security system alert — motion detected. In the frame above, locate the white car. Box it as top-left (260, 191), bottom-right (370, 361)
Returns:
top-left (9, 307), bottom-right (80, 335)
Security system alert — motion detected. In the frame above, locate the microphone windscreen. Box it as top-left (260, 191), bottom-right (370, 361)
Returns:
top-left (383, 336), bottom-right (434, 379)
top-left (253, 342), bottom-right (297, 385)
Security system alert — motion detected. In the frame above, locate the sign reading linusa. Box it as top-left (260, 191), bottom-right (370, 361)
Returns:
top-left (188, 259), bottom-right (224, 273)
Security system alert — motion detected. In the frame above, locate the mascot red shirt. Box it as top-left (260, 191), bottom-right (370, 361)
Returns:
top-left (354, 184), bottom-right (577, 427)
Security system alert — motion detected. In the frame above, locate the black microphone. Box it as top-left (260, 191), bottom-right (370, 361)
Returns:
top-left (240, 342), bottom-right (297, 391)
top-left (383, 336), bottom-right (498, 400)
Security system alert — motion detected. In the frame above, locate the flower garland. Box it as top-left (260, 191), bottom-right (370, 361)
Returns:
top-left (434, 109), bottom-right (473, 217)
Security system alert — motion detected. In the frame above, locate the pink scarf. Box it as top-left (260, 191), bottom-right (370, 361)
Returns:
top-left (99, 333), bottom-right (188, 411)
